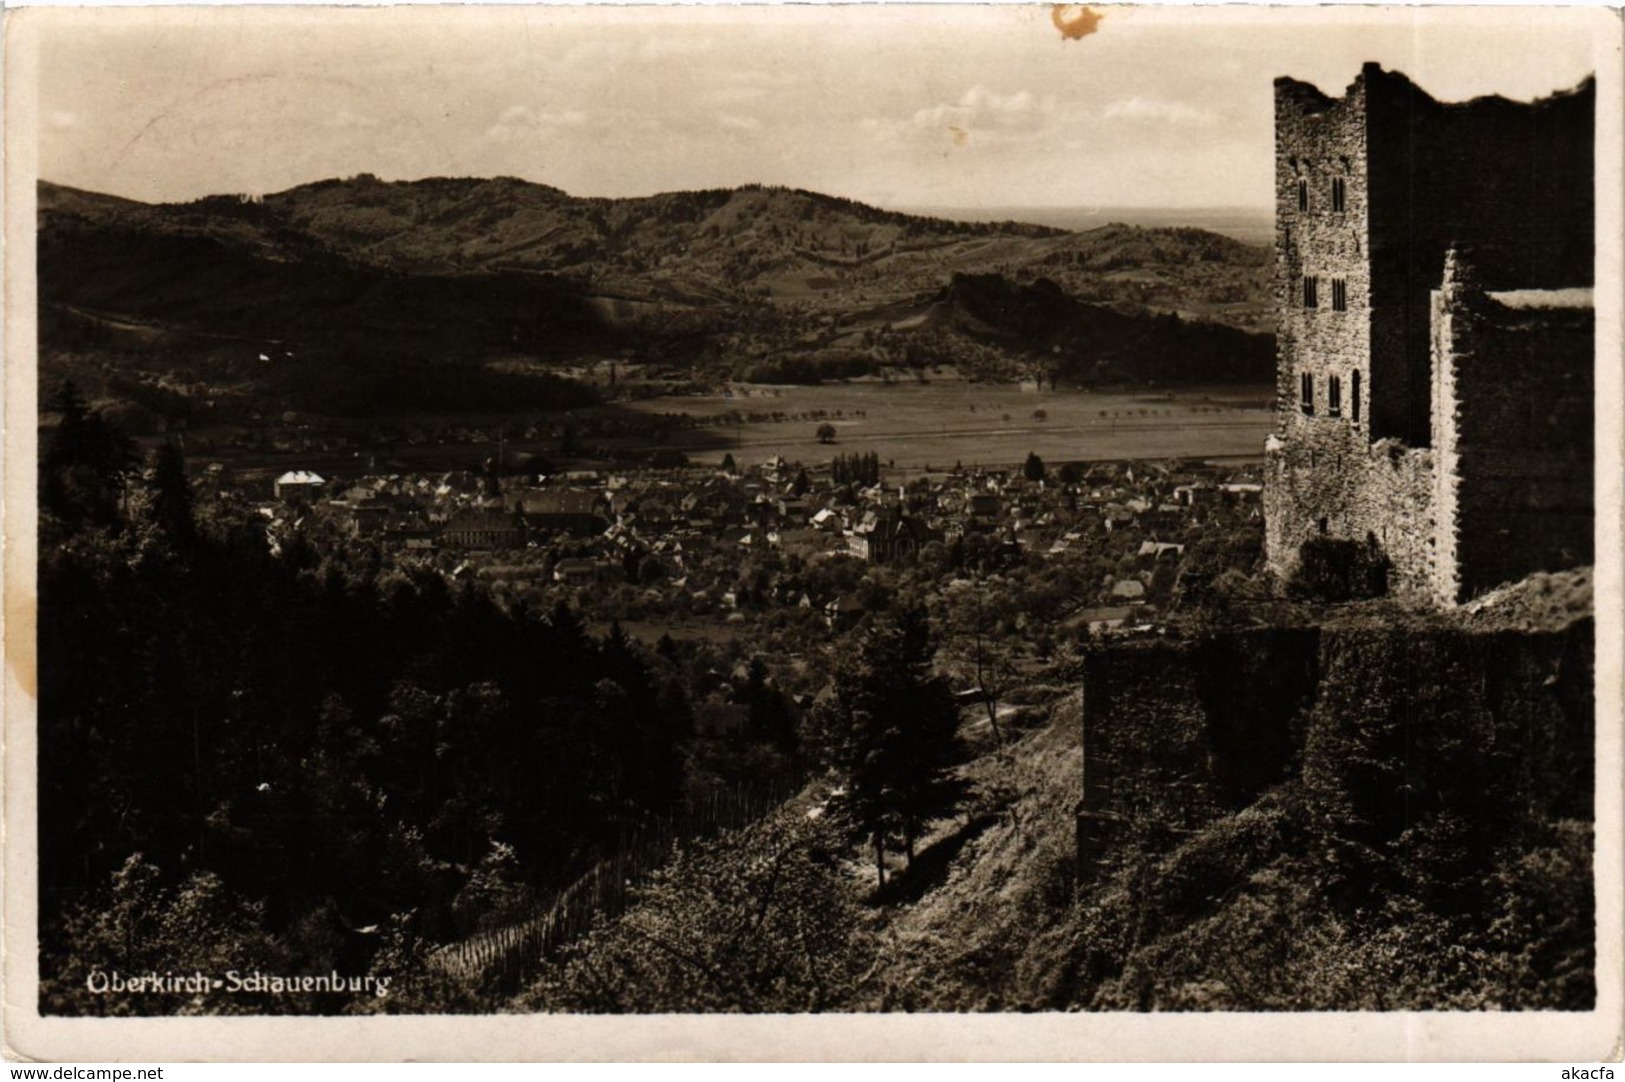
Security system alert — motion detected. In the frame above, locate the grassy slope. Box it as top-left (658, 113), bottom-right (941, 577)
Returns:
top-left (866, 693), bottom-right (1085, 1011)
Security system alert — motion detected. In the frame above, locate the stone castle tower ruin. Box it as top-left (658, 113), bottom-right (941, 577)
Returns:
top-left (1263, 63), bottom-right (1595, 605)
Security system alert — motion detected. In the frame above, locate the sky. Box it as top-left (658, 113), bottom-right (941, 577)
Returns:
top-left (31, 4), bottom-right (1610, 211)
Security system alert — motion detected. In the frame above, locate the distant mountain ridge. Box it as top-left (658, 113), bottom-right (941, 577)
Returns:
top-left (41, 176), bottom-right (1058, 279)
top-left (37, 176), bottom-right (1274, 419)
top-left (40, 176), bottom-right (1267, 319)
top-left (893, 205), bottom-right (1275, 246)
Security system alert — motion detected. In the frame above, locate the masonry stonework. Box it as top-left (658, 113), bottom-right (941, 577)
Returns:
top-left (1264, 65), bottom-right (1595, 606)
top-left (1076, 625), bottom-right (1593, 882)
top-left (1429, 262), bottom-right (1594, 603)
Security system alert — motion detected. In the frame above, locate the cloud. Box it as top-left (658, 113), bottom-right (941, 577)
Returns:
top-left (909, 85), bottom-right (1056, 141)
top-left (718, 113), bottom-right (762, 134)
top-left (485, 105), bottom-right (589, 143)
top-left (1100, 96), bottom-right (1217, 125)
top-left (46, 110), bottom-right (81, 131)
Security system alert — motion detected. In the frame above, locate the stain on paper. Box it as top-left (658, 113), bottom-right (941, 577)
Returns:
top-left (6, 589), bottom-right (37, 700)
top-left (1052, 5), bottom-right (1104, 41)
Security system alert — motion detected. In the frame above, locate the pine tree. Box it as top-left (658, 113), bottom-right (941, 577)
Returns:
top-left (884, 606), bottom-right (965, 864)
top-left (149, 440), bottom-right (196, 549)
top-left (744, 657), bottom-right (799, 770)
top-left (814, 607), bottom-right (965, 887)
top-left (656, 633), bottom-right (680, 663)
top-left (41, 379), bottom-right (135, 529)
top-left (1023, 451), bottom-right (1047, 483)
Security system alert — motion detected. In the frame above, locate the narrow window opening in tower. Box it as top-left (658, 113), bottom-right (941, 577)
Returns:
top-left (1351, 370), bottom-right (1361, 424)
top-left (1297, 179), bottom-right (1308, 212)
top-left (1317, 517), bottom-right (1329, 535)
top-left (1303, 276), bottom-right (1319, 308)
top-left (1331, 177), bottom-right (1346, 212)
top-left (1328, 375), bottom-right (1343, 417)
top-left (1332, 279), bottom-right (1347, 311)
top-left (1300, 372), bottom-right (1315, 415)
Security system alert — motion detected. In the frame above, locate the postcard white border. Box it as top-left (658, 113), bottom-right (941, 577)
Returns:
top-left (4, 3), bottom-right (1622, 1062)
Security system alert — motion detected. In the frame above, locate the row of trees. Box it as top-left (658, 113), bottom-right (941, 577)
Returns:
top-left (829, 451), bottom-right (883, 487)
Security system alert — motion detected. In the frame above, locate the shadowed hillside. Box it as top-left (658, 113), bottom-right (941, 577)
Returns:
top-left (514, 585), bottom-right (1594, 1013)
top-left (928, 273), bottom-right (1273, 385)
top-left (37, 176), bottom-right (1274, 421)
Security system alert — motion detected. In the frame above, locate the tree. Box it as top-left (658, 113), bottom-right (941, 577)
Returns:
top-left (943, 586), bottom-right (1016, 744)
top-left (886, 606), bottom-right (966, 864)
top-left (812, 607), bottom-right (965, 886)
top-left (43, 854), bottom-right (278, 1016)
top-left (720, 452), bottom-right (738, 475)
top-left (1289, 537), bottom-right (1388, 601)
top-left (743, 658), bottom-right (799, 771)
top-left (148, 440), bottom-right (196, 550)
top-left (830, 451), bottom-right (881, 487)
top-left (1023, 451), bottom-right (1047, 483)
top-left (41, 379), bottom-right (136, 530)
top-left (656, 633), bottom-right (681, 663)
top-left (816, 422), bottom-right (838, 445)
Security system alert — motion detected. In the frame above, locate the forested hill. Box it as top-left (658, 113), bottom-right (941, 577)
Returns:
top-left (930, 273), bottom-right (1273, 384)
top-left (39, 177), bottom-right (1272, 387)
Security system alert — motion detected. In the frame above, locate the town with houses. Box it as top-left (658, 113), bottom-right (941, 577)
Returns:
top-left (215, 442), bottom-right (1263, 651)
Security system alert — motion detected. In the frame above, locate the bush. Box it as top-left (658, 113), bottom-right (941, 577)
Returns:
top-left (522, 811), bottom-right (871, 1012)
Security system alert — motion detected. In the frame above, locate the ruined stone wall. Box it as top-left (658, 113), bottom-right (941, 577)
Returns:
top-left (1265, 66), bottom-right (1593, 601)
top-left (1078, 621), bottom-right (1594, 879)
top-left (1078, 630), bottom-right (1320, 868)
top-left (1430, 281), bottom-right (1594, 602)
top-left (1264, 436), bottom-right (1435, 601)
top-left (1364, 65), bottom-right (1594, 447)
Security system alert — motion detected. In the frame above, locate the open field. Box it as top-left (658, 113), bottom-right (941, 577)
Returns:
top-left (171, 380), bottom-right (1274, 486)
top-left (618, 381), bottom-right (1274, 473)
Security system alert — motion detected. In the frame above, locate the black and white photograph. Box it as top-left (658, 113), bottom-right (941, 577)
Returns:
top-left (3, 2), bottom-right (1621, 1061)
